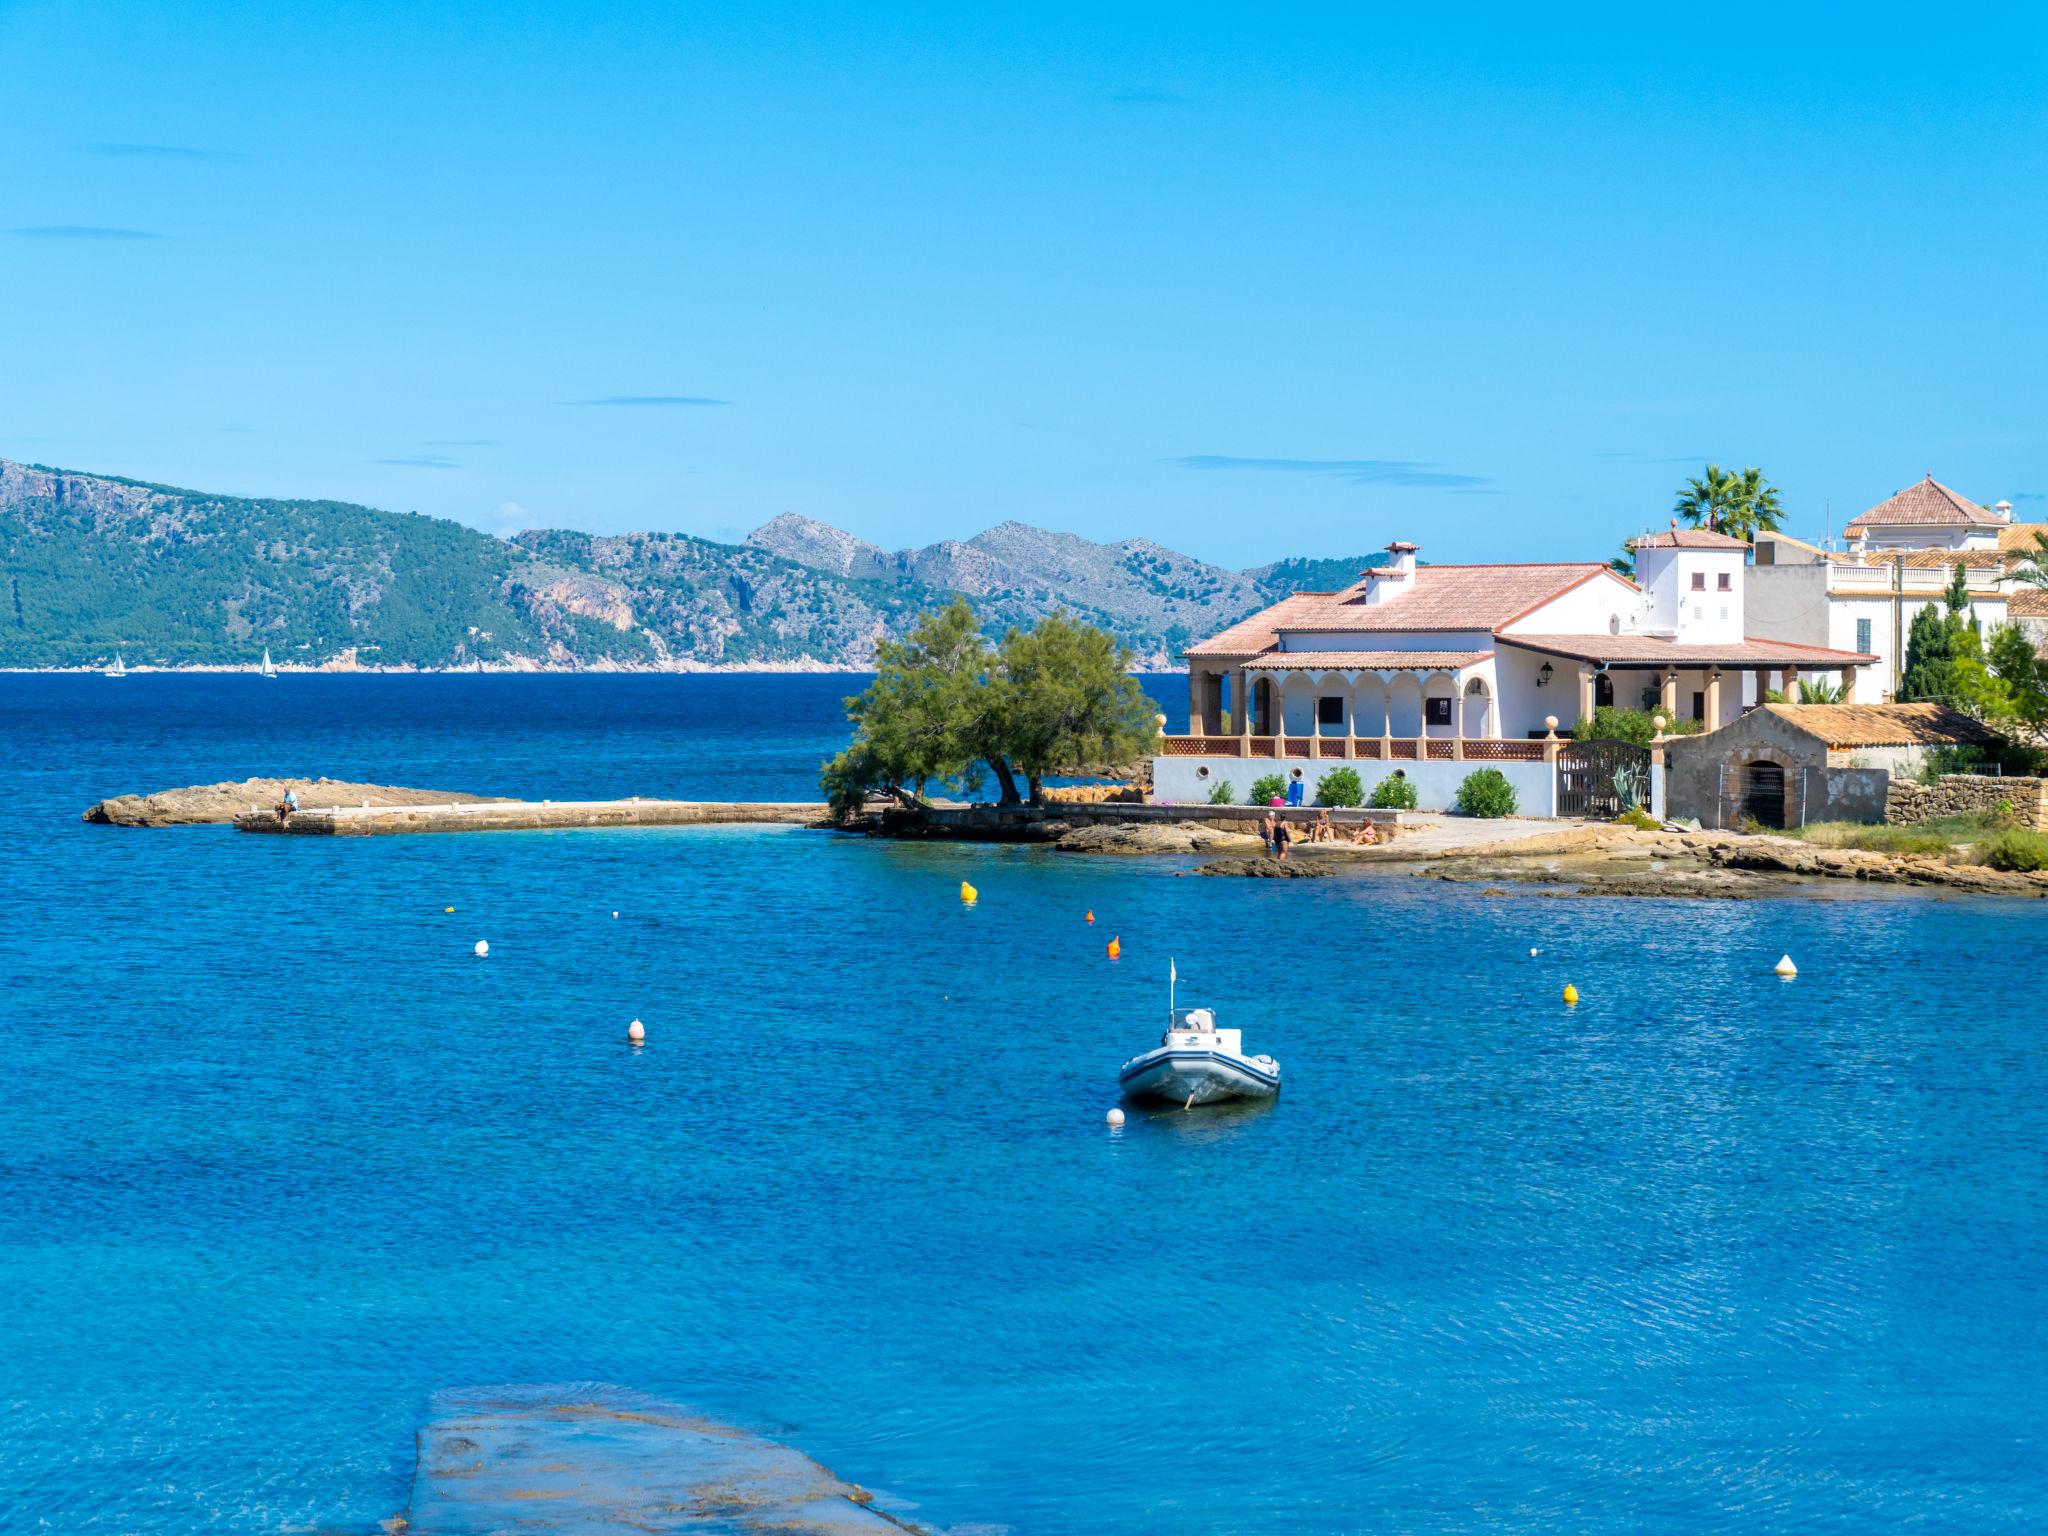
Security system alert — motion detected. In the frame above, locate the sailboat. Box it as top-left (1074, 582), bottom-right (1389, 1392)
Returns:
top-left (105, 653), bottom-right (127, 679)
top-left (260, 648), bottom-right (277, 679)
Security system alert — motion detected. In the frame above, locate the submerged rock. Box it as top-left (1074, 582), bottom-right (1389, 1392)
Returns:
top-left (1195, 857), bottom-right (1333, 878)
top-left (405, 1384), bottom-right (916, 1534)
top-left (83, 776), bottom-right (510, 826)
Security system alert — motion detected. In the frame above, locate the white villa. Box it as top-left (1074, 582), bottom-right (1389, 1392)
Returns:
top-left (1157, 535), bottom-right (1873, 811)
top-left (1749, 476), bottom-right (2046, 704)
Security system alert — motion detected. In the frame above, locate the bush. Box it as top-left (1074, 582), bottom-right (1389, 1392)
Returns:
top-left (1613, 807), bottom-right (1660, 831)
top-left (1571, 706), bottom-right (1703, 746)
top-left (1982, 828), bottom-right (2048, 872)
top-left (1455, 768), bottom-right (1518, 818)
top-left (1248, 773), bottom-right (1286, 806)
top-left (1206, 778), bottom-right (1235, 805)
top-left (1315, 767), bottom-right (1364, 807)
top-left (1367, 774), bottom-right (1418, 810)
top-left (1919, 744), bottom-right (1987, 784)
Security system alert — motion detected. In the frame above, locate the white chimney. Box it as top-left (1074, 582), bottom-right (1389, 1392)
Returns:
top-left (1996, 499), bottom-right (2014, 524)
top-left (1383, 540), bottom-right (1419, 578)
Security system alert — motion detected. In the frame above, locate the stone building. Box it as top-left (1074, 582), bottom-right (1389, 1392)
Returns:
top-left (1663, 702), bottom-right (1999, 830)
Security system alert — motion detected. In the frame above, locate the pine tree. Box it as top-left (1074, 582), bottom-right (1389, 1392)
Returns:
top-left (1900, 602), bottom-right (1957, 703)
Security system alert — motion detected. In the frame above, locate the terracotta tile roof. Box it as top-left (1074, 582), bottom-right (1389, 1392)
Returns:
top-left (1767, 702), bottom-right (1999, 748)
top-left (1630, 527), bottom-right (1750, 550)
top-left (1837, 548), bottom-right (2004, 570)
top-left (1844, 475), bottom-right (2001, 530)
top-left (2009, 589), bottom-right (2048, 617)
top-left (1183, 592), bottom-right (1331, 659)
top-left (1245, 649), bottom-right (1493, 671)
top-left (1505, 635), bottom-right (1876, 667)
top-left (1999, 521), bottom-right (2048, 555)
top-left (1277, 563), bottom-right (1614, 635)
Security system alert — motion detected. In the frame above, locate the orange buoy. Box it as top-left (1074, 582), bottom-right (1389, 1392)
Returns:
top-left (1085, 910), bottom-right (1095, 924)
top-left (1107, 936), bottom-right (1121, 960)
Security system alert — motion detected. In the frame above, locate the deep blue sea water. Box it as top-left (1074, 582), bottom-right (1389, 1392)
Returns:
top-left (1, 674), bottom-right (2043, 1534)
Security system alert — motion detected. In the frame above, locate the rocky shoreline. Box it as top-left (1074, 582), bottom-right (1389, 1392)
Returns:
top-left (83, 777), bottom-right (510, 827)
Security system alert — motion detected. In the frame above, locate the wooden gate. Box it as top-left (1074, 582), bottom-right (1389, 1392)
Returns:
top-left (1742, 761), bottom-right (1787, 829)
top-left (1556, 738), bottom-right (1652, 818)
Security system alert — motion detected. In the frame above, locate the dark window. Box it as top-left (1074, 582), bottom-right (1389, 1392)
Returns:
top-left (1717, 572), bottom-right (1732, 591)
top-left (1317, 695), bottom-right (1345, 727)
top-left (1856, 617), bottom-right (1873, 653)
top-left (1691, 690), bottom-right (1706, 722)
top-left (1594, 673), bottom-right (1615, 708)
top-left (1691, 572), bottom-right (1706, 591)
top-left (1425, 697), bottom-right (1452, 726)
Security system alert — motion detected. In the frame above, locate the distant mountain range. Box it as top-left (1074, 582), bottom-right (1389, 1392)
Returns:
top-left (0, 459), bottom-right (1386, 670)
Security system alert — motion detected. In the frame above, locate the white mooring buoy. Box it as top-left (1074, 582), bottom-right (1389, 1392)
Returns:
top-left (1774, 954), bottom-right (1798, 978)
top-left (473, 940), bottom-right (489, 957)
top-left (628, 1018), bottom-right (646, 1043)
top-left (1105, 1107), bottom-right (1125, 1127)
top-left (1529, 947), bottom-right (1540, 958)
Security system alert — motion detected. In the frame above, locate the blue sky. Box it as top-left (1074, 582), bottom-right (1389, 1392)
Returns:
top-left (3, 2), bottom-right (2044, 567)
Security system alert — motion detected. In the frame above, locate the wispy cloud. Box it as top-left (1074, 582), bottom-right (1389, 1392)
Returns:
top-left (2010, 491), bottom-right (2045, 503)
top-left (1168, 455), bottom-right (1489, 490)
top-left (566, 395), bottom-right (727, 407)
top-left (85, 142), bottom-right (244, 162)
top-left (375, 454), bottom-right (460, 470)
top-left (7, 225), bottom-right (159, 240)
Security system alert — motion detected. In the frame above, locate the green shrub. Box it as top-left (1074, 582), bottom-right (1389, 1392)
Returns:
top-left (1315, 766), bottom-right (1364, 807)
top-left (1248, 773), bottom-right (1287, 806)
top-left (1455, 768), bottom-right (1518, 818)
top-left (1206, 778), bottom-right (1235, 805)
top-left (1367, 774), bottom-right (1418, 810)
top-left (1982, 828), bottom-right (2048, 872)
top-left (1919, 744), bottom-right (1987, 784)
top-left (1571, 706), bottom-right (1703, 745)
top-left (1794, 814), bottom-right (1999, 855)
top-left (1613, 807), bottom-right (1660, 831)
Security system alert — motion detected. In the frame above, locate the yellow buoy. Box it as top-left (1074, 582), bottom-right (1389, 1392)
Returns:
top-left (444, 906), bottom-right (455, 914)
top-left (1562, 982), bottom-right (1578, 1005)
top-left (1774, 954), bottom-right (1798, 978)
top-left (1107, 936), bottom-right (1121, 960)
top-left (960, 881), bottom-right (978, 904)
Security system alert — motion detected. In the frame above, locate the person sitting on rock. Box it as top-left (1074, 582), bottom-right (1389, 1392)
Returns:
top-left (1349, 820), bottom-right (1380, 847)
top-left (276, 787), bottom-right (300, 824)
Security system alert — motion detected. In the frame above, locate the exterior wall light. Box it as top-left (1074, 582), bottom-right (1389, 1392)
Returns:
top-left (1537, 662), bottom-right (1553, 687)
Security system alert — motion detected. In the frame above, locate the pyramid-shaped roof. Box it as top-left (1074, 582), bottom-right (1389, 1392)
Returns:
top-left (1844, 475), bottom-right (2000, 531)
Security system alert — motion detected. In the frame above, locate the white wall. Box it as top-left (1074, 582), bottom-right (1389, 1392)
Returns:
top-left (1279, 629), bottom-right (1496, 652)
top-left (1630, 547), bottom-right (1745, 642)
top-left (1152, 755), bottom-right (1555, 816)
top-left (1268, 661), bottom-right (1501, 738)
top-left (1503, 569), bottom-right (1643, 636)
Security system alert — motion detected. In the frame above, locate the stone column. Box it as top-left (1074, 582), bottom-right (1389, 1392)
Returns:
top-left (1344, 692), bottom-right (1356, 760)
top-left (1578, 668), bottom-right (1597, 726)
top-left (1839, 665), bottom-right (1856, 703)
top-left (1780, 665), bottom-right (1799, 704)
top-left (1705, 669), bottom-right (1724, 727)
top-left (1659, 670), bottom-right (1678, 717)
top-left (1235, 668), bottom-right (1250, 748)
top-left (1187, 669), bottom-right (1206, 736)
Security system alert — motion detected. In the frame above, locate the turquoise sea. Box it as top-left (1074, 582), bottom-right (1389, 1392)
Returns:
top-left (1, 674), bottom-right (2043, 1534)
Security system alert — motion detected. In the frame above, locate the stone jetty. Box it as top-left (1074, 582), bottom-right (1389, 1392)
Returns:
top-left (83, 776), bottom-right (510, 826)
top-left (403, 1384), bottom-right (923, 1533)
top-left (233, 797), bottom-right (827, 834)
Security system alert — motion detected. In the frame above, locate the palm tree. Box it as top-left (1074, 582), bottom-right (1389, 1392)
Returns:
top-left (1673, 463), bottom-right (1785, 542)
top-left (2007, 527), bottom-right (2048, 592)
top-left (1609, 539), bottom-right (1635, 580)
top-left (1674, 464), bottom-right (1740, 531)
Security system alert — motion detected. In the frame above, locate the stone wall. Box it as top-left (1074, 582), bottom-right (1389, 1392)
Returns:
top-left (1884, 775), bottom-right (2048, 831)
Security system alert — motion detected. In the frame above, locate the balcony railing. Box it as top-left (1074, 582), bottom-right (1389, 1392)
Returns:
top-left (1159, 734), bottom-right (1545, 762)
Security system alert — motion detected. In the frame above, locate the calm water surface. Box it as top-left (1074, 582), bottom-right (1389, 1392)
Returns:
top-left (0, 675), bottom-right (2042, 1534)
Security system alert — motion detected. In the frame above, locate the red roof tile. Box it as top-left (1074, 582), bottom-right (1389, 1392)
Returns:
top-left (1182, 592), bottom-right (1332, 659)
top-left (1244, 649), bottom-right (1493, 671)
top-left (1279, 563), bottom-right (1614, 634)
top-left (1844, 475), bottom-right (2001, 530)
top-left (1630, 528), bottom-right (1750, 550)
top-left (1504, 635), bottom-right (1877, 667)
top-left (1767, 702), bottom-right (1998, 748)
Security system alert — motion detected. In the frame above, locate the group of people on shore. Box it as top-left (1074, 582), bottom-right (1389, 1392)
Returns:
top-left (1259, 809), bottom-right (1379, 858)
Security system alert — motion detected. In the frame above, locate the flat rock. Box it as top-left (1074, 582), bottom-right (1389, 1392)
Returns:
top-left (405, 1384), bottom-right (915, 1534)
top-left (1054, 822), bottom-right (1260, 855)
top-left (83, 776), bottom-right (510, 826)
top-left (1195, 857), bottom-right (1333, 877)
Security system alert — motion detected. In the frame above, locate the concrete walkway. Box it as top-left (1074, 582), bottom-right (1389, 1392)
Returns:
top-left (233, 799), bottom-right (826, 835)
top-left (406, 1385), bottom-right (915, 1534)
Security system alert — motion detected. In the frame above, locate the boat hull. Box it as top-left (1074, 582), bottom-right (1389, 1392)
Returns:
top-left (1119, 1048), bottom-right (1281, 1105)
